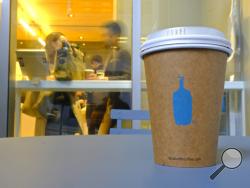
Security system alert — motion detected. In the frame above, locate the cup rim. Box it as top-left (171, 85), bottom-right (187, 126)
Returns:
top-left (141, 26), bottom-right (232, 58)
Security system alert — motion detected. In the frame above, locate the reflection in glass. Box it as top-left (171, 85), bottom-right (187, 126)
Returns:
top-left (141, 0), bottom-right (234, 133)
top-left (0, 0), bottom-right (2, 34)
top-left (14, 0), bottom-right (132, 137)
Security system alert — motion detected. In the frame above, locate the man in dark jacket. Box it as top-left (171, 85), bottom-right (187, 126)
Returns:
top-left (87, 21), bottom-right (131, 134)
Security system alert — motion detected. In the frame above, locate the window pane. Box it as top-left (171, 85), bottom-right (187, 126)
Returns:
top-left (142, 0), bottom-right (234, 81)
top-left (141, 0), bottom-right (235, 134)
top-left (12, 0), bottom-right (132, 137)
top-left (0, 0), bottom-right (2, 32)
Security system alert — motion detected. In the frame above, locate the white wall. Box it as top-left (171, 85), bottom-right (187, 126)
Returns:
top-left (141, 0), bottom-right (232, 36)
top-left (141, 0), bottom-right (232, 80)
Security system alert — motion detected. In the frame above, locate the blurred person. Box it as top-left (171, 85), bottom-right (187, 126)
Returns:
top-left (90, 55), bottom-right (104, 72)
top-left (87, 21), bottom-right (131, 134)
top-left (44, 32), bottom-right (86, 135)
top-left (45, 32), bottom-right (85, 81)
top-left (86, 55), bottom-right (108, 134)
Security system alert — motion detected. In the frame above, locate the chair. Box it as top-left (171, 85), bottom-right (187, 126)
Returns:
top-left (110, 98), bottom-right (228, 135)
top-left (110, 109), bottom-right (151, 134)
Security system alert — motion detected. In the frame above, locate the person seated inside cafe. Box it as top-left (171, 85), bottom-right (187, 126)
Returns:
top-left (86, 55), bottom-right (109, 134)
top-left (22, 32), bottom-right (86, 136)
top-left (87, 21), bottom-right (131, 134)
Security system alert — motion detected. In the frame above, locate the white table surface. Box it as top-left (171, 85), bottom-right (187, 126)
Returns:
top-left (0, 135), bottom-right (249, 188)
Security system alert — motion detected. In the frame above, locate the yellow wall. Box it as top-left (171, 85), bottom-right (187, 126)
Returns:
top-left (20, 113), bottom-right (36, 137)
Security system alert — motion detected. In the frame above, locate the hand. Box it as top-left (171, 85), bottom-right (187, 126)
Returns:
top-left (87, 73), bottom-right (98, 80)
top-left (75, 91), bottom-right (83, 98)
top-left (46, 75), bottom-right (55, 80)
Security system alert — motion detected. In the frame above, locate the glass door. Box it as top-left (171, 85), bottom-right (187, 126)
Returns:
top-left (140, 0), bottom-right (244, 135)
top-left (0, 0), bottom-right (12, 137)
top-left (10, 0), bottom-right (133, 137)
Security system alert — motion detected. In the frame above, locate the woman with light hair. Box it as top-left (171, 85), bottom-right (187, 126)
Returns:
top-left (44, 32), bottom-right (86, 135)
top-left (45, 32), bottom-right (85, 80)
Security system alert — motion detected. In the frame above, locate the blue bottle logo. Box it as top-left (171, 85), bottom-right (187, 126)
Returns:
top-left (172, 75), bottom-right (192, 126)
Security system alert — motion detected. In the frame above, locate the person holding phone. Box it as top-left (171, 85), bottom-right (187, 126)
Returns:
top-left (87, 21), bottom-right (131, 134)
top-left (44, 32), bottom-right (86, 135)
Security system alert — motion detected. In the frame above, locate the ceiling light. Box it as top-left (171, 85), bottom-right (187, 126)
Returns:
top-left (38, 37), bottom-right (46, 47)
top-left (67, 12), bottom-right (73, 18)
top-left (67, 0), bottom-right (73, 17)
top-left (19, 19), bottom-right (37, 37)
top-left (118, 37), bottom-right (128, 40)
top-left (118, 41), bottom-right (127, 44)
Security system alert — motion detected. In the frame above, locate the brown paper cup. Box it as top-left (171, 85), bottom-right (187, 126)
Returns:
top-left (141, 27), bottom-right (232, 167)
top-left (143, 49), bottom-right (227, 167)
top-left (83, 69), bottom-right (94, 80)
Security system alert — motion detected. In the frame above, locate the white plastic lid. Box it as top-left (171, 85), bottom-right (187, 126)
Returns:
top-left (140, 27), bottom-right (232, 57)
